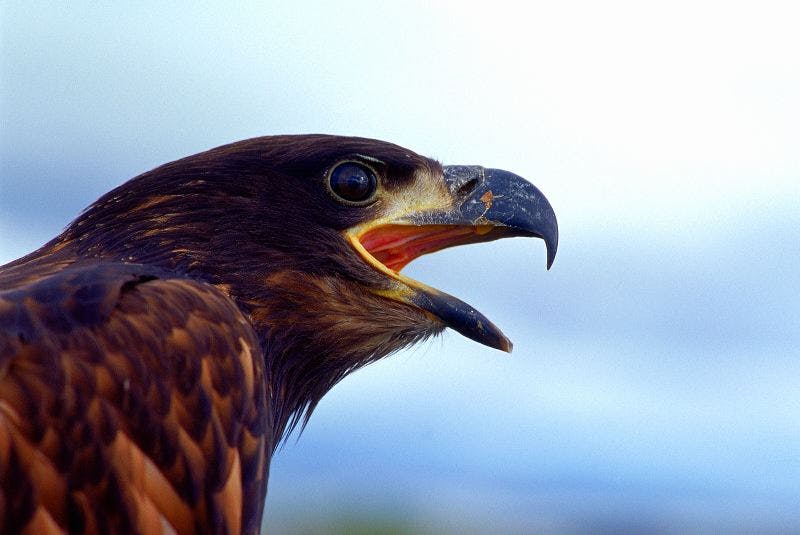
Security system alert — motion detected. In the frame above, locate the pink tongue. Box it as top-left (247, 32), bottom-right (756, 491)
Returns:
top-left (359, 225), bottom-right (479, 272)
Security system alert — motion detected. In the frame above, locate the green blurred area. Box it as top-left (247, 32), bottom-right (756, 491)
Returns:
top-left (265, 514), bottom-right (429, 535)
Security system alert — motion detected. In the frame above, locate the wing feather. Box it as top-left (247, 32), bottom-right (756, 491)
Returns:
top-left (0, 264), bottom-right (268, 534)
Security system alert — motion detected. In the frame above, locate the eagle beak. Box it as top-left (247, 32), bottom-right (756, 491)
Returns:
top-left (421, 166), bottom-right (558, 269)
top-left (346, 166), bottom-right (558, 352)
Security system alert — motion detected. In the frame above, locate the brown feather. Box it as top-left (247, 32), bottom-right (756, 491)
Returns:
top-left (0, 264), bottom-right (268, 533)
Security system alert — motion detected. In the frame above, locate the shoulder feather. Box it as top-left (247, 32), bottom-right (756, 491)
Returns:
top-left (0, 264), bottom-right (269, 534)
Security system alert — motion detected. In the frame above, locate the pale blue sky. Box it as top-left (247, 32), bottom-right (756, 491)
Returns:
top-left (2, 2), bottom-right (799, 532)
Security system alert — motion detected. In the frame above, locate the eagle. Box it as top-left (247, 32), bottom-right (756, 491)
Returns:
top-left (0, 135), bottom-right (558, 534)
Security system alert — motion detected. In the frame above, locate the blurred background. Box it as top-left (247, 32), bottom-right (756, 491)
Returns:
top-left (2, 1), bottom-right (798, 533)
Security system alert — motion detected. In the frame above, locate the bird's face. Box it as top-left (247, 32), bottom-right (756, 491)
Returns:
top-left (225, 135), bottom-right (558, 353)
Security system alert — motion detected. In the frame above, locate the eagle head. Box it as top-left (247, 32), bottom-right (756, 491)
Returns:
top-left (58, 134), bottom-right (558, 433)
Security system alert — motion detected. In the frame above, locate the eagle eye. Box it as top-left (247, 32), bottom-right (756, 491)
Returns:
top-left (328, 162), bottom-right (378, 204)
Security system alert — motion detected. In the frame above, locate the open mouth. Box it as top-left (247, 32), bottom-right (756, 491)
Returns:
top-left (357, 224), bottom-right (498, 273)
top-left (343, 165), bottom-right (558, 352)
top-left (345, 222), bottom-right (520, 352)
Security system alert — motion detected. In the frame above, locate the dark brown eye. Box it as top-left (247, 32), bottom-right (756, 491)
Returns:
top-left (328, 162), bottom-right (377, 203)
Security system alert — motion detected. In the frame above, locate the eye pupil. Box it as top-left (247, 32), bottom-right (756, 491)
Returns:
top-left (329, 163), bottom-right (377, 202)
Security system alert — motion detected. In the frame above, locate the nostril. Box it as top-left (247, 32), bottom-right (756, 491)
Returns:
top-left (456, 178), bottom-right (479, 198)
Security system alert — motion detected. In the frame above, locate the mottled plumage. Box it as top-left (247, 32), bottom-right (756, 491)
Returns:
top-left (0, 263), bottom-right (267, 533)
top-left (0, 135), bottom-right (557, 533)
